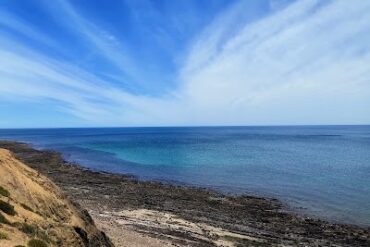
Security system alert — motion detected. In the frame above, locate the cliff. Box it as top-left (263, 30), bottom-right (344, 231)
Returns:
top-left (0, 148), bottom-right (114, 247)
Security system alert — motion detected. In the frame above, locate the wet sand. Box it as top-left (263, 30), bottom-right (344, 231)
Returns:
top-left (0, 140), bottom-right (369, 246)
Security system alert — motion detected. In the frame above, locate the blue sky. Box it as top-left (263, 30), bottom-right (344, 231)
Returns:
top-left (0, 0), bottom-right (369, 128)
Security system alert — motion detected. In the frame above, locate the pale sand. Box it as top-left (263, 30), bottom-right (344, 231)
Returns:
top-left (89, 208), bottom-right (263, 247)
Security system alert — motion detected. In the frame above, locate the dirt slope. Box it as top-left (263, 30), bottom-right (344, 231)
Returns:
top-left (0, 148), bottom-right (113, 247)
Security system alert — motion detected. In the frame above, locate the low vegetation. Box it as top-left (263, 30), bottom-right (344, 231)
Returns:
top-left (0, 231), bottom-right (9, 239)
top-left (20, 203), bottom-right (34, 212)
top-left (0, 186), bottom-right (10, 197)
top-left (18, 222), bottom-right (37, 235)
top-left (0, 212), bottom-right (11, 224)
top-left (27, 239), bottom-right (48, 247)
top-left (0, 200), bottom-right (16, 215)
top-left (14, 222), bottom-right (51, 243)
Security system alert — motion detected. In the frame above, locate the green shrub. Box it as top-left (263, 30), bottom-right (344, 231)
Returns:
top-left (18, 223), bottom-right (37, 235)
top-left (0, 212), bottom-right (11, 224)
top-left (0, 200), bottom-right (16, 215)
top-left (0, 186), bottom-right (10, 197)
top-left (0, 231), bottom-right (9, 239)
top-left (20, 203), bottom-right (34, 212)
top-left (10, 221), bottom-right (22, 228)
top-left (14, 245), bottom-right (26, 247)
top-left (27, 239), bottom-right (48, 247)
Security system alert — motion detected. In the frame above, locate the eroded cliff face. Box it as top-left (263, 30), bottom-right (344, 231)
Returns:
top-left (0, 148), bottom-right (113, 247)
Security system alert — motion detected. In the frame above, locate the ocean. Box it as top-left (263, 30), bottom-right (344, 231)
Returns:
top-left (0, 125), bottom-right (369, 225)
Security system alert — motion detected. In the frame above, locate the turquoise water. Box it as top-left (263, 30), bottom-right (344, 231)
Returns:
top-left (0, 126), bottom-right (369, 225)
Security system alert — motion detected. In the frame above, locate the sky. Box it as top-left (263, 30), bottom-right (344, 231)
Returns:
top-left (0, 0), bottom-right (369, 128)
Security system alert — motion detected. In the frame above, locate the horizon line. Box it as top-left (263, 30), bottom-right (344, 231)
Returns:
top-left (0, 124), bottom-right (369, 130)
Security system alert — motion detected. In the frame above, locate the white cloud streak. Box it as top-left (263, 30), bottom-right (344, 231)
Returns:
top-left (37, 0), bottom-right (148, 91)
top-left (0, 0), bottom-right (369, 127)
top-left (0, 10), bottom-right (59, 49)
top-left (175, 0), bottom-right (370, 124)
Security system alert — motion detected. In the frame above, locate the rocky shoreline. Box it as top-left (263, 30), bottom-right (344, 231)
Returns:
top-left (0, 140), bottom-right (369, 246)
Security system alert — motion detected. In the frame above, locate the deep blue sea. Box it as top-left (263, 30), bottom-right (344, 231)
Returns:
top-left (0, 126), bottom-right (369, 225)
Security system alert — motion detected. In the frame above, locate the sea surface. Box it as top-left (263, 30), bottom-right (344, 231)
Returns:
top-left (0, 126), bottom-right (369, 225)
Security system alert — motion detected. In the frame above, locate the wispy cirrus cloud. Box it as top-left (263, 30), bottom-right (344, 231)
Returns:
top-left (0, 9), bottom-right (60, 50)
top-left (175, 0), bottom-right (370, 124)
top-left (39, 0), bottom-right (146, 92)
top-left (0, 0), bottom-right (369, 127)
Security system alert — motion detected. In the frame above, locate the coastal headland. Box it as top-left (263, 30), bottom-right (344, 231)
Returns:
top-left (0, 140), bottom-right (369, 246)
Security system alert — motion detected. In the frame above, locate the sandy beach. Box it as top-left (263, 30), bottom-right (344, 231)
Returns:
top-left (1, 140), bottom-right (369, 247)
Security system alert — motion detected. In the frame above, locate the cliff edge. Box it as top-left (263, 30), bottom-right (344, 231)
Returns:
top-left (0, 148), bottom-right (114, 247)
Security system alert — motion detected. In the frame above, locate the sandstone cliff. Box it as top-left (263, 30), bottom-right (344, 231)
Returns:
top-left (0, 148), bottom-right (114, 247)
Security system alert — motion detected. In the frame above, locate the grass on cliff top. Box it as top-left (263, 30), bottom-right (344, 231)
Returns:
top-left (0, 186), bottom-right (10, 197)
top-left (0, 200), bottom-right (16, 215)
top-left (28, 239), bottom-right (48, 247)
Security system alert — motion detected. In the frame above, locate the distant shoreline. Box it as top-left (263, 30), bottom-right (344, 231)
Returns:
top-left (0, 140), bottom-right (369, 246)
